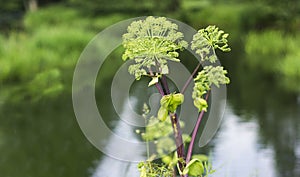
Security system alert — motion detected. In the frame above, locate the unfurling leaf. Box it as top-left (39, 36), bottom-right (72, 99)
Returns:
top-left (192, 154), bottom-right (209, 162)
top-left (157, 93), bottom-right (184, 121)
top-left (160, 94), bottom-right (172, 108)
top-left (183, 159), bottom-right (204, 176)
top-left (158, 107), bottom-right (168, 121)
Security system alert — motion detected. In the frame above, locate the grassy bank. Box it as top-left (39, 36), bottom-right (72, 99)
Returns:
top-left (0, 1), bottom-right (299, 103)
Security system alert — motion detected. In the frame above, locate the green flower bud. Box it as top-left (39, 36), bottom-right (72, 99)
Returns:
top-left (172, 93), bottom-right (184, 104)
top-left (194, 98), bottom-right (208, 112)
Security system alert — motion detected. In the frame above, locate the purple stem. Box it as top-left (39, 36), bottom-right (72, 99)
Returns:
top-left (170, 112), bottom-right (185, 174)
top-left (161, 75), bottom-right (170, 94)
top-left (181, 63), bottom-right (201, 94)
top-left (159, 75), bottom-right (185, 176)
top-left (185, 91), bottom-right (210, 164)
top-left (155, 83), bottom-right (165, 96)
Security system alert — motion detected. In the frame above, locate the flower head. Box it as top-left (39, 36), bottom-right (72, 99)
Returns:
top-left (122, 16), bottom-right (187, 80)
top-left (191, 25), bottom-right (230, 63)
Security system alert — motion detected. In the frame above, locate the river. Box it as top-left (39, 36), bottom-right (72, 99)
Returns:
top-left (0, 53), bottom-right (299, 177)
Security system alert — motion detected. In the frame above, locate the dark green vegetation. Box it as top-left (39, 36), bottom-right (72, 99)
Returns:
top-left (0, 0), bottom-right (299, 177)
top-left (1, 0), bottom-right (299, 103)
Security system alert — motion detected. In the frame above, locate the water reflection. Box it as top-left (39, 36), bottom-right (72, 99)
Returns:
top-left (0, 97), bottom-right (100, 177)
top-left (92, 99), bottom-right (143, 177)
top-left (224, 58), bottom-right (300, 177)
top-left (211, 105), bottom-right (276, 177)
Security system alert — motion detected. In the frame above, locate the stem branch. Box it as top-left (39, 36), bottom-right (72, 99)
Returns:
top-left (181, 63), bottom-right (201, 94)
top-left (186, 91), bottom-right (210, 164)
top-left (155, 83), bottom-right (165, 96)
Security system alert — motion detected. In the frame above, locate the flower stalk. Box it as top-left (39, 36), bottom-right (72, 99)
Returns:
top-left (186, 91), bottom-right (210, 164)
top-left (122, 16), bottom-right (231, 177)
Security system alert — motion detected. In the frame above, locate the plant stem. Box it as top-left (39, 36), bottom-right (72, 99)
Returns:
top-left (181, 62), bottom-right (201, 94)
top-left (148, 67), bottom-right (165, 96)
top-left (155, 83), bottom-right (165, 96)
top-left (161, 75), bottom-right (170, 94)
top-left (170, 112), bottom-right (185, 175)
top-left (185, 91), bottom-right (210, 164)
top-left (159, 76), bottom-right (185, 176)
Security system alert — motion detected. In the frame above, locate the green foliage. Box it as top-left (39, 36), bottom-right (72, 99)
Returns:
top-left (158, 93), bottom-right (184, 121)
top-left (0, 5), bottom-right (132, 102)
top-left (180, 154), bottom-right (215, 177)
top-left (245, 30), bottom-right (286, 71)
top-left (24, 5), bottom-right (130, 31)
top-left (278, 52), bottom-right (300, 91)
top-left (140, 116), bottom-right (188, 149)
top-left (0, 6), bottom-right (96, 101)
top-left (0, 0), bottom-right (23, 13)
top-left (138, 107), bottom-right (190, 158)
top-left (183, 159), bottom-right (204, 176)
top-left (141, 117), bottom-right (174, 141)
top-left (245, 30), bottom-right (300, 92)
top-left (24, 5), bottom-right (81, 30)
top-left (122, 16), bottom-right (188, 80)
top-left (27, 69), bottom-right (64, 100)
top-left (138, 161), bottom-right (174, 177)
top-left (0, 26), bottom-right (92, 85)
top-left (185, 3), bottom-right (246, 32)
top-left (192, 66), bottom-right (229, 112)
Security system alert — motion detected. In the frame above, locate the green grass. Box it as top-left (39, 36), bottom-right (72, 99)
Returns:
top-left (245, 30), bottom-right (300, 92)
top-left (0, 4), bottom-right (132, 102)
top-left (1, 1), bottom-right (300, 102)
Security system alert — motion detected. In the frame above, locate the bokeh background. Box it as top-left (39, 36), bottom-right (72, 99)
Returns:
top-left (0, 0), bottom-right (299, 177)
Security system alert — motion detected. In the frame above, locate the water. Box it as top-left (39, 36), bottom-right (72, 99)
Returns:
top-left (0, 59), bottom-right (299, 177)
top-left (211, 105), bottom-right (276, 177)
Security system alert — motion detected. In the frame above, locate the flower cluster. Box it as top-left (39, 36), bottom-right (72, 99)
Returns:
top-left (122, 16), bottom-right (187, 80)
top-left (192, 66), bottom-right (230, 112)
top-left (191, 25), bottom-right (230, 63)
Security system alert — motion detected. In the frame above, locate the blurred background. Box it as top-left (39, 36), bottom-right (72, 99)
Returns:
top-left (0, 0), bottom-right (299, 177)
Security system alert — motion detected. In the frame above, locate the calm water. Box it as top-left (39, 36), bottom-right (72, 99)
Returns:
top-left (0, 57), bottom-right (299, 177)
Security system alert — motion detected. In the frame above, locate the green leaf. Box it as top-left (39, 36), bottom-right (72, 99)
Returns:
top-left (183, 159), bottom-right (204, 176)
top-left (159, 93), bottom-right (184, 113)
top-left (162, 155), bottom-right (172, 164)
top-left (172, 93), bottom-right (184, 104)
top-left (160, 94), bottom-right (172, 108)
top-left (158, 107), bottom-right (168, 121)
top-left (192, 154), bottom-right (209, 162)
